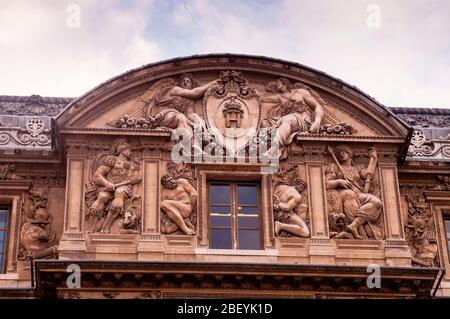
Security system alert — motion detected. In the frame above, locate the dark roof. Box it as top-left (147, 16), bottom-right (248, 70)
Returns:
top-left (390, 107), bottom-right (450, 130)
top-left (0, 97), bottom-right (448, 130)
top-left (0, 95), bottom-right (74, 116)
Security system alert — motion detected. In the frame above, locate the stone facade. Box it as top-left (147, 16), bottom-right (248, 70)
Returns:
top-left (0, 54), bottom-right (449, 298)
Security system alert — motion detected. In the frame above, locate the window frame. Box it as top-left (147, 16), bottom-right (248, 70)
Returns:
top-left (0, 205), bottom-right (11, 274)
top-left (208, 181), bottom-right (262, 250)
top-left (442, 212), bottom-right (450, 270)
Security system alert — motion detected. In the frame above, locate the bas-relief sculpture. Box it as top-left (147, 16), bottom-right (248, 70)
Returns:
top-left (115, 73), bottom-right (218, 154)
top-left (325, 145), bottom-right (384, 240)
top-left (272, 164), bottom-right (310, 238)
top-left (0, 164), bottom-right (21, 180)
top-left (85, 138), bottom-right (142, 234)
top-left (18, 188), bottom-right (58, 260)
top-left (404, 196), bottom-right (438, 267)
top-left (101, 72), bottom-right (382, 242)
top-left (160, 161), bottom-right (197, 235)
top-left (203, 70), bottom-right (261, 155)
top-left (261, 78), bottom-right (324, 159)
top-left (112, 72), bottom-right (354, 158)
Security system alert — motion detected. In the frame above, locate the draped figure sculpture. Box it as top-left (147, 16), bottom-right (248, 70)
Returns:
top-left (261, 78), bottom-right (324, 159)
top-left (325, 145), bottom-right (384, 240)
top-left (132, 73), bottom-right (218, 153)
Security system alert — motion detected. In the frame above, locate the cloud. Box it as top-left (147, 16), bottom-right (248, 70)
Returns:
top-left (0, 0), bottom-right (448, 108)
top-left (0, 0), bottom-right (162, 97)
top-left (163, 0), bottom-right (450, 107)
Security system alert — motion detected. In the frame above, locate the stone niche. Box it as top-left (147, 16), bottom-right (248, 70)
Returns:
top-left (55, 63), bottom-right (413, 267)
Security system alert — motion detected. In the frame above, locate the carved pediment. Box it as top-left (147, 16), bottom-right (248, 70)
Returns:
top-left (56, 55), bottom-right (408, 146)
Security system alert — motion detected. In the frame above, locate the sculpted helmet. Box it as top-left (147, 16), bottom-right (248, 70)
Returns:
top-left (111, 138), bottom-right (131, 156)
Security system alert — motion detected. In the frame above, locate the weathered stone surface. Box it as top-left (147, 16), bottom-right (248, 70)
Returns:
top-left (0, 54), bottom-right (448, 298)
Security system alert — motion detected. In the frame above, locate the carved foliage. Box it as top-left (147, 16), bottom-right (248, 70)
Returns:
top-left (404, 196), bottom-right (439, 267)
top-left (319, 122), bottom-right (356, 136)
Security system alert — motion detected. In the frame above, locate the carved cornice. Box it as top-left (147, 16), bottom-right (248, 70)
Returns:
top-left (406, 130), bottom-right (450, 162)
top-left (34, 260), bottom-right (441, 298)
top-left (0, 95), bottom-right (72, 116)
top-left (60, 127), bottom-right (171, 137)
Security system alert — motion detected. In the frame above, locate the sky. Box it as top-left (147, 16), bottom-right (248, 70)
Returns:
top-left (0, 0), bottom-right (449, 107)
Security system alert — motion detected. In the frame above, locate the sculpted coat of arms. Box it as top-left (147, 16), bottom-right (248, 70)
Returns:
top-left (203, 71), bottom-right (262, 156)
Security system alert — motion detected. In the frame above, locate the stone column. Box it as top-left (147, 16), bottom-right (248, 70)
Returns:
top-left (58, 144), bottom-right (87, 258)
top-left (137, 159), bottom-right (163, 260)
top-left (305, 146), bottom-right (335, 264)
top-left (379, 162), bottom-right (412, 266)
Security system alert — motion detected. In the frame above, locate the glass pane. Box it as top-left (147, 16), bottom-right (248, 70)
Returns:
top-left (210, 184), bottom-right (231, 205)
top-left (238, 216), bottom-right (260, 229)
top-left (211, 228), bottom-right (232, 249)
top-left (210, 205), bottom-right (231, 214)
top-left (237, 185), bottom-right (258, 205)
top-left (238, 229), bottom-right (260, 250)
top-left (211, 215), bottom-right (231, 227)
top-left (445, 220), bottom-right (450, 233)
top-left (0, 231), bottom-right (5, 248)
top-left (0, 254), bottom-right (3, 273)
top-left (237, 206), bottom-right (258, 214)
top-left (0, 210), bottom-right (7, 228)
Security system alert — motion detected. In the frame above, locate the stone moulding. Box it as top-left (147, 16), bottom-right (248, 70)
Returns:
top-left (0, 115), bottom-right (53, 151)
top-left (33, 260), bottom-right (443, 298)
top-left (406, 130), bottom-right (450, 162)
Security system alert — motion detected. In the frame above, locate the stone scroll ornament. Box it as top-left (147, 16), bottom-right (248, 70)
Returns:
top-left (272, 163), bottom-right (310, 238)
top-left (404, 196), bottom-right (439, 267)
top-left (85, 138), bottom-right (142, 234)
top-left (325, 145), bottom-right (384, 240)
top-left (18, 188), bottom-right (58, 260)
top-left (160, 161), bottom-right (197, 235)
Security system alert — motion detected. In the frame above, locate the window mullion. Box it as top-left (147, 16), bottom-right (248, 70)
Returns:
top-left (232, 183), bottom-right (238, 250)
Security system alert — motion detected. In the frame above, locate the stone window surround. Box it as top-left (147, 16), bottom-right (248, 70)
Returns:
top-left (0, 193), bottom-right (23, 278)
top-left (208, 181), bottom-right (262, 250)
top-left (434, 204), bottom-right (450, 280)
top-left (197, 167), bottom-right (273, 250)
